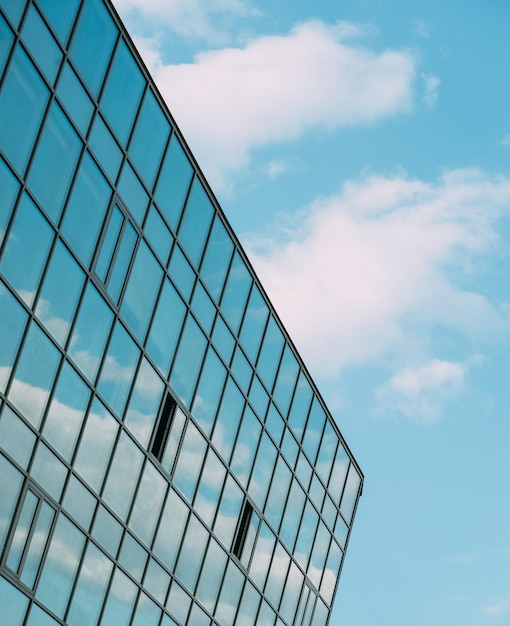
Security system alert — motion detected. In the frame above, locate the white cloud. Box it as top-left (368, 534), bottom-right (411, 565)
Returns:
top-left (246, 169), bottom-right (510, 381)
top-left (114, 0), bottom-right (258, 44)
top-left (412, 18), bottom-right (431, 39)
top-left (422, 72), bottom-right (440, 108)
top-left (482, 596), bottom-right (510, 616)
top-left (502, 134), bottom-right (510, 147)
top-left (134, 20), bottom-right (415, 189)
top-left (375, 358), bottom-right (468, 423)
top-left (264, 159), bottom-right (294, 180)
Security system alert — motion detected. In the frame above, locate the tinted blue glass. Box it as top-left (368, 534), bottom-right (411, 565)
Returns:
top-left (248, 374), bottom-right (269, 421)
top-left (128, 460), bottom-right (167, 546)
top-left (239, 284), bottom-right (269, 364)
top-left (9, 322), bottom-right (60, 428)
top-left (0, 575), bottom-right (28, 625)
top-left (88, 114), bottom-right (123, 183)
top-left (107, 220), bottom-right (137, 302)
top-left (0, 454), bottom-right (24, 552)
top-left (68, 282), bottom-right (114, 382)
top-left (288, 371), bottom-right (313, 442)
top-left (118, 161), bottom-right (149, 224)
top-left (0, 15), bottom-right (13, 76)
top-left (315, 419), bottom-right (337, 486)
top-left (265, 402), bottom-right (285, 445)
top-left (124, 357), bottom-right (164, 447)
top-left (118, 533), bottom-right (147, 582)
top-left (191, 281), bottom-right (216, 334)
top-left (256, 316), bottom-right (285, 392)
top-left (0, 284), bottom-right (27, 393)
top-left (231, 346), bottom-right (252, 392)
top-left (170, 314), bottom-right (207, 407)
top-left (153, 490), bottom-right (189, 572)
top-left (56, 62), bottom-right (94, 135)
top-left (0, 157), bottom-right (18, 243)
top-left (129, 89), bottom-right (170, 189)
top-left (97, 321), bottom-right (140, 418)
top-left (28, 102), bottom-right (81, 223)
top-left (231, 405), bottom-right (261, 487)
top-left (248, 432), bottom-right (278, 510)
top-left (0, 193), bottom-right (53, 306)
top-left (0, 405), bottom-right (36, 469)
top-left (102, 433), bottom-right (143, 521)
top-left (26, 605), bottom-right (60, 626)
top-left (199, 215), bottom-right (233, 301)
top-left (38, 0), bottom-right (80, 44)
top-left (0, 46), bottom-right (48, 173)
top-left (30, 442), bottom-right (67, 501)
top-left (273, 344), bottom-right (299, 417)
top-left (144, 204), bottom-right (173, 265)
top-left (177, 178), bottom-right (214, 268)
top-left (194, 448), bottom-right (226, 526)
top-left (169, 243), bottom-right (195, 301)
top-left (220, 252), bottom-right (252, 334)
top-left (211, 315), bottom-right (235, 365)
top-left (281, 428), bottom-right (299, 468)
top-left (61, 152), bottom-right (111, 265)
top-left (340, 464), bottom-right (361, 525)
top-left (216, 560), bottom-right (245, 624)
top-left (212, 377), bottom-right (244, 462)
top-left (155, 135), bottom-right (193, 231)
top-left (101, 39), bottom-right (145, 145)
top-left (131, 592), bottom-right (161, 626)
top-left (22, 5), bottom-right (62, 84)
top-left (96, 205), bottom-right (123, 281)
top-left (146, 277), bottom-right (186, 376)
top-left (166, 581), bottom-right (192, 624)
top-left (101, 569), bottom-right (137, 626)
top-left (191, 346), bottom-right (227, 437)
top-left (121, 240), bottom-right (162, 341)
top-left (1, 0), bottom-right (24, 27)
top-left (302, 397), bottom-right (326, 464)
top-left (295, 500), bottom-right (319, 571)
top-left (175, 514), bottom-right (208, 592)
top-left (69, 0), bottom-right (117, 97)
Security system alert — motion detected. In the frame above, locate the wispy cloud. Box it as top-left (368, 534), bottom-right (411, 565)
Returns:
top-left (127, 20), bottom-right (416, 190)
top-left (482, 596), bottom-right (510, 616)
top-left (502, 134), bottom-right (510, 147)
top-left (422, 72), bottom-right (441, 108)
top-left (246, 169), bottom-right (510, 384)
top-left (412, 18), bottom-right (431, 39)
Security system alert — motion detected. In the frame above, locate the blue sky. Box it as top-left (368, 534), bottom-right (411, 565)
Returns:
top-left (113, 0), bottom-right (510, 623)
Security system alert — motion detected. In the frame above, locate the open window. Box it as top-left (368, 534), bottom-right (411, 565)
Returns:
top-left (151, 390), bottom-right (177, 462)
top-left (232, 499), bottom-right (254, 560)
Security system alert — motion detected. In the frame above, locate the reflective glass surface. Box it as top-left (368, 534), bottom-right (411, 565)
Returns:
top-left (21, 4), bottom-right (62, 84)
top-left (0, 283), bottom-right (27, 393)
top-left (177, 178), bottom-right (213, 268)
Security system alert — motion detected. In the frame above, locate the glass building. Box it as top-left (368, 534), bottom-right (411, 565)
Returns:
top-left (0, 0), bottom-right (363, 625)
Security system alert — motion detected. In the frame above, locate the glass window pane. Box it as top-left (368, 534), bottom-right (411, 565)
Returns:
top-left (118, 161), bottom-right (149, 224)
top-left (69, 0), bottom-right (117, 97)
top-left (28, 103), bottom-right (82, 223)
top-left (279, 479), bottom-right (306, 553)
top-left (256, 316), bottom-right (284, 393)
top-left (118, 532), bottom-right (147, 582)
top-left (265, 542), bottom-right (290, 609)
top-left (88, 114), bottom-right (123, 183)
top-left (8, 322), bottom-right (60, 428)
top-left (231, 346), bottom-right (252, 394)
top-left (153, 489), bottom-right (189, 572)
top-left (1, 0), bottom-right (24, 27)
top-left (220, 252), bottom-right (252, 334)
top-left (0, 282), bottom-right (27, 393)
top-left (0, 575), bottom-right (29, 626)
top-left (101, 39), bottom-right (145, 145)
top-left (249, 522), bottom-right (275, 591)
top-left (0, 16), bottom-right (12, 77)
top-left (129, 89), bottom-right (170, 190)
top-left (0, 454), bottom-right (24, 553)
top-left (170, 314), bottom-right (207, 408)
top-left (36, 240), bottom-right (85, 346)
top-left (21, 5), bottom-right (62, 84)
top-left (200, 216), bottom-right (233, 302)
top-left (273, 345), bottom-right (299, 418)
top-left (175, 514), bottom-right (208, 592)
top-left (295, 500), bottom-right (319, 571)
top-left (302, 397), bottom-right (326, 465)
top-left (172, 420), bottom-right (207, 503)
top-left (124, 358), bottom-right (164, 447)
top-left (288, 371), bottom-right (313, 442)
top-left (144, 204), bottom-right (173, 265)
top-left (195, 537), bottom-right (227, 611)
top-left (56, 62), bottom-right (93, 135)
top-left (107, 221), bottom-right (137, 303)
top-left (213, 474), bottom-right (243, 550)
top-left (146, 277), bottom-right (186, 376)
top-left (191, 281), bottom-right (216, 335)
top-left (143, 558), bottom-right (170, 605)
top-left (265, 456), bottom-right (292, 532)
top-left (281, 428), bottom-right (299, 469)
top-left (74, 398), bottom-right (118, 491)
top-left (68, 282), bottom-right (113, 383)
top-left (0, 405), bottom-right (36, 469)
top-left (62, 475), bottom-right (96, 531)
top-left (316, 420), bottom-right (337, 487)
top-left (308, 520), bottom-right (331, 588)
top-left (91, 504), bottom-right (123, 558)
top-left (20, 500), bottom-right (55, 588)
top-left (216, 560), bottom-right (245, 625)
top-left (340, 464), bottom-right (361, 525)
top-left (231, 405), bottom-right (261, 488)
top-left (97, 321), bottom-right (140, 418)
top-left (177, 177), bottom-right (214, 268)
top-left (191, 347), bottom-right (227, 437)
top-left (67, 542), bottom-right (113, 626)
top-left (26, 605), bottom-right (60, 626)
top-left (131, 592), bottom-right (161, 626)
top-left (31, 443), bottom-right (67, 501)
top-left (194, 448), bottom-right (226, 526)
top-left (61, 151), bottom-right (112, 266)
top-left (0, 46), bottom-right (49, 173)
top-left (239, 284), bottom-right (268, 365)
top-left (166, 581), bottom-right (191, 625)
top-left (168, 243), bottom-right (195, 301)
top-left (329, 443), bottom-right (349, 506)
top-left (248, 432), bottom-right (277, 512)
top-left (103, 432), bottom-right (143, 520)
top-left (0, 193), bottom-right (53, 307)
top-left (100, 568), bottom-right (137, 626)
top-left (212, 377), bottom-right (244, 463)
top-left (320, 538), bottom-right (342, 605)
top-left (211, 314), bottom-right (235, 366)
top-left (38, 0), bottom-right (80, 44)
top-left (236, 582), bottom-right (261, 626)
top-left (43, 361), bottom-right (90, 461)
top-left (0, 156), bottom-right (19, 249)
top-left (265, 403), bottom-right (284, 446)
top-left (36, 514), bottom-right (86, 618)
top-left (154, 134), bottom-right (193, 231)
top-left (280, 562), bottom-right (304, 625)
top-left (128, 460), bottom-right (167, 546)
top-left (161, 406), bottom-right (186, 475)
top-left (121, 242), bottom-right (162, 342)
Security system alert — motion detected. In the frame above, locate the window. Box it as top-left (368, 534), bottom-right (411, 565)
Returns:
top-left (150, 390), bottom-right (177, 461)
top-left (232, 499), bottom-right (253, 560)
top-left (3, 486), bottom-right (56, 590)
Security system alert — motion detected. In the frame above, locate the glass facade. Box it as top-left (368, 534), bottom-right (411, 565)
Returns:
top-left (0, 0), bottom-right (363, 625)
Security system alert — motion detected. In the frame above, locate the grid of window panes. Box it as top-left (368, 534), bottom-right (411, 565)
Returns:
top-left (0, 0), bottom-right (363, 625)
